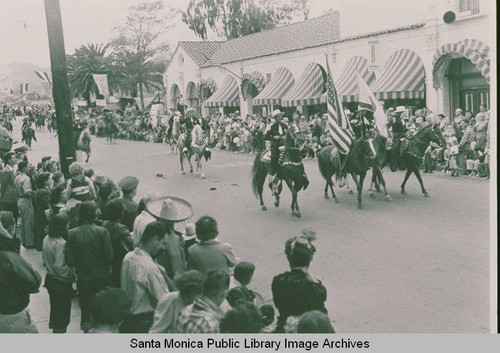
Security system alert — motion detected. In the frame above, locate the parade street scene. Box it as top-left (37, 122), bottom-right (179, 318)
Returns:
top-left (0, 0), bottom-right (496, 337)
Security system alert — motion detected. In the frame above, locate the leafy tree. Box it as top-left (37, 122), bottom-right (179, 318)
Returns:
top-left (67, 43), bottom-right (117, 105)
top-left (110, 1), bottom-right (175, 111)
top-left (182, 0), bottom-right (310, 40)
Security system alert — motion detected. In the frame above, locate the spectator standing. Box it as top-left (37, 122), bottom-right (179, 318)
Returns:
top-left (272, 231), bottom-right (327, 333)
top-left (132, 192), bottom-right (159, 247)
top-left (118, 176), bottom-right (139, 232)
top-left (65, 201), bottom-right (113, 332)
top-left (0, 250), bottom-right (41, 333)
top-left (187, 216), bottom-right (237, 275)
top-left (0, 211), bottom-right (20, 253)
top-left (0, 152), bottom-right (19, 222)
top-left (120, 221), bottom-right (170, 333)
top-left (14, 161), bottom-right (35, 249)
top-left (88, 287), bottom-right (131, 333)
top-left (103, 199), bottom-right (134, 287)
top-left (176, 270), bottom-right (229, 333)
top-left (34, 172), bottom-right (52, 251)
top-left (42, 214), bottom-right (75, 333)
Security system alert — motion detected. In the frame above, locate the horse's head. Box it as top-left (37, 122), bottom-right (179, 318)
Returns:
top-left (355, 136), bottom-right (377, 160)
top-left (430, 123), bottom-right (446, 147)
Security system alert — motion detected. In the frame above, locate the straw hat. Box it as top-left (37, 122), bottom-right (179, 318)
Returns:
top-left (395, 106), bottom-right (406, 113)
top-left (146, 196), bottom-right (193, 223)
top-left (92, 174), bottom-right (107, 185)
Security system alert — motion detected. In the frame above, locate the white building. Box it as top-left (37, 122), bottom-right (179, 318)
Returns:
top-left (163, 0), bottom-right (493, 120)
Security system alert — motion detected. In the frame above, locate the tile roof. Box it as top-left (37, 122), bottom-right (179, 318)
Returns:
top-left (206, 13), bottom-right (340, 66)
top-left (179, 41), bottom-right (224, 66)
top-left (333, 23), bottom-right (426, 44)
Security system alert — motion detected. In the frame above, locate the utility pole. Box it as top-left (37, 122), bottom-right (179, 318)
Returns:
top-left (44, 0), bottom-right (76, 177)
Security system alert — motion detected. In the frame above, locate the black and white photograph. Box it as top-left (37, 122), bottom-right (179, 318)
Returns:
top-left (0, 0), bottom-right (496, 344)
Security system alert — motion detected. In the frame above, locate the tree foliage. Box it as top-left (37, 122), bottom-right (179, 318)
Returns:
top-left (110, 0), bottom-right (175, 110)
top-left (182, 0), bottom-right (310, 40)
top-left (67, 43), bottom-right (116, 103)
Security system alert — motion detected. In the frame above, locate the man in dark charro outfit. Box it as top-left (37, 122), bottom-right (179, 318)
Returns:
top-left (265, 110), bottom-right (288, 181)
top-left (179, 109), bottom-right (196, 153)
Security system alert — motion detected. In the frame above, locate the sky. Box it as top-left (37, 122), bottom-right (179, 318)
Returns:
top-left (0, 0), bottom-right (433, 67)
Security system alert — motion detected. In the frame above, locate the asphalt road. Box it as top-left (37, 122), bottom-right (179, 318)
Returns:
top-left (20, 119), bottom-right (491, 333)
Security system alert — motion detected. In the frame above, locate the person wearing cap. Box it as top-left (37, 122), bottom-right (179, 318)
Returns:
top-left (0, 152), bottom-right (19, 223)
top-left (149, 270), bottom-right (204, 333)
top-left (264, 109), bottom-right (288, 180)
top-left (120, 222), bottom-right (171, 333)
top-left (118, 176), bottom-right (139, 232)
top-left (14, 161), bottom-right (35, 249)
top-left (182, 223), bottom-right (197, 260)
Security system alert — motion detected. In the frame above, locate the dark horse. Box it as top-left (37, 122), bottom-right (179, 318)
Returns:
top-left (21, 123), bottom-right (36, 148)
top-left (390, 123), bottom-right (445, 197)
top-left (318, 137), bottom-right (376, 209)
top-left (368, 134), bottom-right (392, 201)
top-left (252, 141), bottom-right (309, 218)
top-left (76, 129), bottom-right (92, 163)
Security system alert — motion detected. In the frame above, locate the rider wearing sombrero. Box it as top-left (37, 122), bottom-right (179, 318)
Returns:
top-left (180, 109), bottom-right (196, 153)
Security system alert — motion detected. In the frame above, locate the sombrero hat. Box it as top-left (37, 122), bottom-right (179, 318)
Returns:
top-left (146, 196), bottom-right (193, 223)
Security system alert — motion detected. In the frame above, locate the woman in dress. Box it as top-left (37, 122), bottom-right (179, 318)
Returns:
top-left (271, 231), bottom-right (327, 333)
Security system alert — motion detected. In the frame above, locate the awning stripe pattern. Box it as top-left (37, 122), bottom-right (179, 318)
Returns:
top-left (253, 67), bottom-right (294, 106)
top-left (281, 63), bottom-right (325, 107)
top-left (371, 49), bottom-right (425, 99)
top-left (203, 75), bottom-right (239, 107)
top-left (432, 40), bottom-right (490, 89)
top-left (321, 56), bottom-right (376, 103)
top-left (242, 71), bottom-right (266, 92)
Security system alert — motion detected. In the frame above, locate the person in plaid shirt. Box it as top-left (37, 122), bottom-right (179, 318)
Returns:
top-left (176, 270), bottom-right (229, 333)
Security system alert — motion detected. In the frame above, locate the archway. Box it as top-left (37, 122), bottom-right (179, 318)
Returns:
top-left (185, 81), bottom-right (199, 110)
top-left (241, 71), bottom-right (266, 115)
top-left (169, 84), bottom-right (182, 112)
top-left (432, 39), bottom-right (490, 117)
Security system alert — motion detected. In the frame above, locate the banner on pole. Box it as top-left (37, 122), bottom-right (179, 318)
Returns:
top-left (92, 74), bottom-right (109, 96)
top-left (356, 72), bottom-right (389, 138)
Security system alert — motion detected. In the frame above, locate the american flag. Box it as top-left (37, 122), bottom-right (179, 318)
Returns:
top-left (325, 57), bottom-right (353, 154)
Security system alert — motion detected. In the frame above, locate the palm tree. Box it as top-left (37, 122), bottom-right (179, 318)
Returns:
top-left (113, 51), bottom-right (164, 111)
top-left (67, 43), bottom-right (116, 105)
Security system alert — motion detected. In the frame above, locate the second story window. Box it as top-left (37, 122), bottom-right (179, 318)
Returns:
top-left (458, 0), bottom-right (480, 15)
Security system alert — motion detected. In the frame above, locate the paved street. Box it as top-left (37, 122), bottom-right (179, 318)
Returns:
top-left (20, 120), bottom-right (491, 333)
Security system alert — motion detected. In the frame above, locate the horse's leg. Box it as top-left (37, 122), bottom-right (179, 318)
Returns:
top-left (258, 170), bottom-right (267, 211)
top-left (369, 170), bottom-right (376, 197)
top-left (401, 169), bottom-right (412, 194)
top-left (284, 179), bottom-right (298, 217)
top-left (329, 179), bottom-right (339, 203)
top-left (187, 153), bottom-right (194, 174)
top-left (179, 152), bottom-right (185, 174)
top-left (350, 172), bottom-right (363, 209)
top-left (358, 172), bottom-right (366, 209)
top-left (413, 167), bottom-right (429, 197)
top-left (197, 153), bottom-right (205, 179)
top-left (375, 166), bottom-right (392, 201)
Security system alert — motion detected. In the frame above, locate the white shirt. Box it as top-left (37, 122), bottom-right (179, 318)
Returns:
top-left (132, 211), bottom-right (156, 246)
top-left (121, 248), bottom-right (168, 315)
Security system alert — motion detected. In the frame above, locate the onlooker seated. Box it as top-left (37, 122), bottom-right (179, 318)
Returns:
top-left (230, 261), bottom-right (255, 289)
top-left (297, 310), bottom-right (335, 333)
top-left (219, 301), bottom-right (263, 333)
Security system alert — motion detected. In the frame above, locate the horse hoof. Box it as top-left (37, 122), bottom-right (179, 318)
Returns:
top-left (385, 195), bottom-right (393, 201)
top-left (369, 191), bottom-right (375, 198)
top-left (181, 171), bottom-right (186, 175)
top-left (291, 212), bottom-right (296, 217)
top-left (348, 190), bottom-right (354, 195)
top-left (201, 174), bottom-right (206, 179)
top-left (295, 212), bottom-right (302, 218)
top-left (334, 198), bottom-right (340, 204)
top-left (324, 194), bottom-right (329, 199)
top-left (424, 193), bottom-right (430, 197)
top-left (261, 206), bottom-right (267, 211)
top-left (358, 203), bottom-right (363, 209)
top-left (274, 201), bottom-right (279, 207)
top-left (401, 189), bottom-right (406, 195)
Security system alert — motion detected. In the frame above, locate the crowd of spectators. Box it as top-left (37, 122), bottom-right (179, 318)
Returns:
top-left (0, 150), bottom-right (332, 333)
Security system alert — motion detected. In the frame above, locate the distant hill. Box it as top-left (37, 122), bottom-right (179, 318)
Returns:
top-left (0, 63), bottom-right (52, 96)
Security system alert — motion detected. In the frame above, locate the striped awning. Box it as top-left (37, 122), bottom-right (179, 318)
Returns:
top-left (432, 40), bottom-right (490, 89)
top-left (371, 49), bottom-right (425, 99)
top-left (253, 67), bottom-right (294, 106)
top-left (281, 63), bottom-right (325, 107)
top-left (242, 71), bottom-right (266, 92)
top-left (204, 75), bottom-right (239, 107)
top-left (321, 56), bottom-right (376, 103)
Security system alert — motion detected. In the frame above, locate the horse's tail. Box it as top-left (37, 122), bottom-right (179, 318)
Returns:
top-left (252, 153), bottom-right (266, 197)
top-left (203, 148), bottom-right (211, 162)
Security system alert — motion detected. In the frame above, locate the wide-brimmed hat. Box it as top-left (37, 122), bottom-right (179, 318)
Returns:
top-left (92, 174), bottom-right (107, 185)
top-left (395, 106), bottom-right (406, 113)
top-left (146, 196), bottom-right (193, 223)
top-left (271, 109), bottom-right (285, 118)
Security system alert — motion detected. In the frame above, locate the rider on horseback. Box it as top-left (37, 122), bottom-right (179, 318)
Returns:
top-left (180, 109), bottom-right (195, 153)
top-left (265, 110), bottom-right (288, 185)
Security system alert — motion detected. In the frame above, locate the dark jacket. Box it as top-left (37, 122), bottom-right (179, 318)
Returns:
top-left (65, 224), bottom-right (113, 282)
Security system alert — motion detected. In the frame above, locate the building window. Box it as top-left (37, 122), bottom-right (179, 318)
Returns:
top-left (458, 0), bottom-right (480, 15)
top-left (178, 54), bottom-right (184, 66)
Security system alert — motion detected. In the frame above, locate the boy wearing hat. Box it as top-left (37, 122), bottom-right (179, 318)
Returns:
top-left (118, 176), bottom-right (139, 232)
